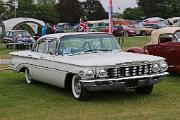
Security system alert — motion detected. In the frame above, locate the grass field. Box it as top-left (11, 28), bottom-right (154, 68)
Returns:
top-left (0, 37), bottom-right (180, 120)
top-left (0, 44), bottom-right (13, 59)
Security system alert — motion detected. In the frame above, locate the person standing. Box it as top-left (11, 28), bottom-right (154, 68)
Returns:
top-left (41, 25), bottom-right (46, 36)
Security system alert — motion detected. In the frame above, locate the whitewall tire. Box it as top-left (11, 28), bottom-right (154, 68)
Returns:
top-left (72, 75), bottom-right (90, 100)
top-left (25, 68), bottom-right (33, 84)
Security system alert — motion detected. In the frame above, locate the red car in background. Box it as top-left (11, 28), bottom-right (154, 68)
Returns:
top-left (127, 27), bottom-right (180, 73)
top-left (100, 25), bottom-right (136, 37)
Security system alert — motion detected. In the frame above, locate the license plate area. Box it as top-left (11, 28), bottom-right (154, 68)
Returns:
top-left (126, 79), bottom-right (138, 88)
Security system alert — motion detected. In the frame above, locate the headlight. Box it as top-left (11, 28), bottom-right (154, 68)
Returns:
top-left (160, 61), bottom-right (168, 72)
top-left (85, 70), bottom-right (94, 79)
top-left (98, 69), bottom-right (107, 78)
top-left (153, 63), bottom-right (160, 73)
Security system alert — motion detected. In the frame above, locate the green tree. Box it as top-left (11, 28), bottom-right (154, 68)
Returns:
top-left (123, 7), bottom-right (144, 20)
top-left (17, 0), bottom-right (59, 23)
top-left (137, 0), bottom-right (167, 18)
top-left (0, 0), bottom-right (6, 19)
top-left (166, 0), bottom-right (180, 17)
top-left (81, 0), bottom-right (108, 20)
top-left (36, 4), bottom-right (60, 23)
top-left (17, 0), bottom-right (37, 18)
top-left (55, 0), bottom-right (82, 23)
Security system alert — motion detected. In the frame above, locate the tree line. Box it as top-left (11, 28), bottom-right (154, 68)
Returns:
top-left (0, 0), bottom-right (108, 24)
top-left (1, 0), bottom-right (180, 22)
top-left (123, 0), bottom-right (180, 20)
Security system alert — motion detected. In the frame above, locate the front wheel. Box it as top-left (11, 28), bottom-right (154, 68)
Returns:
top-left (124, 31), bottom-right (129, 37)
top-left (72, 75), bottom-right (90, 100)
top-left (135, 85), bottom-right (154, 94)
top-left (25, 68), bottom-right (34, 84)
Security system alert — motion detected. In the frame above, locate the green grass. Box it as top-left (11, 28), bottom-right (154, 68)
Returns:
top-left (0, 36), bottom-right (180, 120)
top-left (120, 36), bottom-right (150, 50)
top-left (0, 71), bottom-right (179, 120)
top-left (0, 44), bottom-right (14, 59)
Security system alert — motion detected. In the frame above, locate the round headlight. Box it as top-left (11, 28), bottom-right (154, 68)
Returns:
top-left (85, 70), bottom-right (94, 79)
top-left (160, 61), bottom-right (168, 72)
top-left (98, 69), bottom-right (107, 78)
top-left (153, 63), bottom-right (160, 73)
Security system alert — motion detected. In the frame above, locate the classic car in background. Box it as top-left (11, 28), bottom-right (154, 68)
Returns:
top-left (4, 30), bottom-right (35, 43)
top-left (10, 32), bottom-right (168, 100)
top-left (137, 23), bottom-right (167, 36)
top-left (100, 25), bottom-right (136, 37)
top-left (88, 21), bottom-right (108, 32)
top-left (127, 27), bottom-right (180, 73)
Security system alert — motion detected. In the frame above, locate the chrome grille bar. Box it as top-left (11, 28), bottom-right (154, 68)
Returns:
top-left (107, 63), bottom-right (153, 78)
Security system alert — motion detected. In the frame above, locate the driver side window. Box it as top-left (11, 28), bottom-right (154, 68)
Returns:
top-left (159, 33), bottom-right (175, 43)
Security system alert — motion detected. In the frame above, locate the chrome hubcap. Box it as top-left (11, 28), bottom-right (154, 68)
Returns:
top-left (74, 78), bottom-right (81, 95)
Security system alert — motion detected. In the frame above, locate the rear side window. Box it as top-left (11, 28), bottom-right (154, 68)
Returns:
top-left (38, 41), bottom-right (47, 53)
top-left (34, 37), bottom-right (57, 54)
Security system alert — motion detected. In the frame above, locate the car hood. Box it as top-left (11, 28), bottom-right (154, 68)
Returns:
top-left (10, 51), bottom-right (165, 67)
top-left (54, 51), bottom-right (164, 66)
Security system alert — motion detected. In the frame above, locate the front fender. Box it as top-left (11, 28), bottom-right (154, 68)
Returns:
top-left (126, 47), bottom-right (148, 54)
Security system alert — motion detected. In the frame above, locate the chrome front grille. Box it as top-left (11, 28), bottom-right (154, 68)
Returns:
top-left (107, 63), bottom-right (152, 78)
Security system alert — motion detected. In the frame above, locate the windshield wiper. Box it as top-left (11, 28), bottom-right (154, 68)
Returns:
top-left (97, 49), bottom-right (113, 51)
top-left (84, 49), bottom-right (98, 53)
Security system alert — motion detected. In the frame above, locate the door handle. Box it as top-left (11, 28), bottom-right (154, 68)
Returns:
top-left (40, 56), bottom-right (44, 59)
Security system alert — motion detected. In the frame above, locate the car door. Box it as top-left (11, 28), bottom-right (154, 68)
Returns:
top-left (28, 38), bottom-right (48, 82)
top-left (38, 38), bottom-right (58, 86)
top-left (146, 43), bottom-right (175, 64)
top-left (165, 42), bottom-right (180, 66)
top-left (31, 37), bottom-right (58, 86)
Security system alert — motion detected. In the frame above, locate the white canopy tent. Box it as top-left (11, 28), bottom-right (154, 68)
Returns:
top-left (2, 17), bottom-right (45, 33)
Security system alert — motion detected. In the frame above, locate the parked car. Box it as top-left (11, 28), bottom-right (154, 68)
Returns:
top-left (4, 30), bottom-right (35, 43)
top-left (127, 27), bottom-right (180, 73)
top-left (100, 25), bottom-right (136, 37)
top-left (138, 23), bottom-right (167, 36)
top-left (10, 32), bottom-right (168, 100)
top-left (88, 21), bottom-right (108, 32)
top-left (128, 24), bottom-right (140, 35)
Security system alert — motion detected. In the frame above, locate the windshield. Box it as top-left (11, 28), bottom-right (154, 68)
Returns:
top-left (13, 31), bottom-right (29, 37)
top-left (59, 34), bottom-right (120, 55)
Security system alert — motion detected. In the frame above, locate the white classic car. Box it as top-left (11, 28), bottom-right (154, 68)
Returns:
top-left (10, 32), bottom-right (168, 100)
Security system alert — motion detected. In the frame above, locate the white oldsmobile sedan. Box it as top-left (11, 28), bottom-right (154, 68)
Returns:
top-left (10, 32), bottom-right (168, 100)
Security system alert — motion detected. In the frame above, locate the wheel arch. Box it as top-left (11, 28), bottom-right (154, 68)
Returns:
top-left (19, 67), bottom-right (27, 72)
top-left (64, 72), bottom-right (75, 90)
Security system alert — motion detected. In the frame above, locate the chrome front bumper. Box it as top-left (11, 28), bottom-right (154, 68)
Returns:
top-left (80, 72), bottom-right (169, 91)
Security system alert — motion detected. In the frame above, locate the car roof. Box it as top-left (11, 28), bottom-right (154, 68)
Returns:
top-left (149, 27), bottom-right (180, 44)
top-left (40, 32), bottom-right (111, 39)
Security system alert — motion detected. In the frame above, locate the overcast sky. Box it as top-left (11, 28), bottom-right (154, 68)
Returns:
top-left (80, 0), bottom-right (138, 13)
